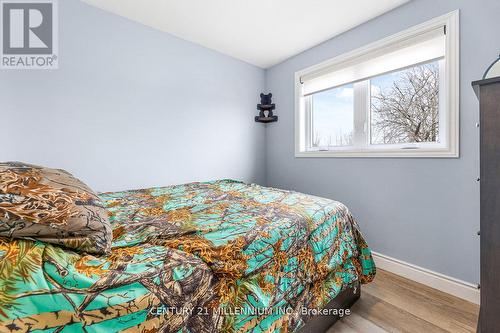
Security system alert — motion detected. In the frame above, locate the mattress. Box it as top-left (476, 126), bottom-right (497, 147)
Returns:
top-left (0, 180), bottom-right (375, 332)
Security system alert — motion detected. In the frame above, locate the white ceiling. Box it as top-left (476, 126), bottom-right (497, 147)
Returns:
top-left (82, 0), bottom-right (409, 68)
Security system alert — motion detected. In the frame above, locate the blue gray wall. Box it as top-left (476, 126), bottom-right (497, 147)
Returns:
top-left (1, 0), bottom-right (266, 192)
top-left (265, 0), bottom-right (500, 284)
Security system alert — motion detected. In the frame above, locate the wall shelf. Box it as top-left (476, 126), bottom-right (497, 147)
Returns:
top-left (255, 93), bottom-right (278, 123)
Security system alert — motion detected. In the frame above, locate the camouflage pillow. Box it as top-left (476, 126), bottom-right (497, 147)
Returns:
top-left (0, 162), bottom-right (112, 254)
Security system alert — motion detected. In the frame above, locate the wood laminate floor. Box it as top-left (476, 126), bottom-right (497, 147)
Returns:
top-left (327, 269), bottom-right (479, 333)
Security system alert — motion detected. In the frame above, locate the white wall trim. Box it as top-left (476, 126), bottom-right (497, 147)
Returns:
top-left (372, 251), bottom-right (480, 305)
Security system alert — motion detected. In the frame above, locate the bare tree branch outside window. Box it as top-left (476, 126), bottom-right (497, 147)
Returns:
top-left (371, 62), bottom-right (440, 144)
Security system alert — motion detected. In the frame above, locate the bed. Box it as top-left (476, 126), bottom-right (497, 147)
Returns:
top-left (0, 179), bottom-right (375, 332)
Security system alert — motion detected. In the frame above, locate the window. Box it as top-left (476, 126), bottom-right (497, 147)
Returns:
top-left (295, 11), bottom-right (459, 157)
top-left (311, 83), bottom-right (354, 147)
top-left (370, 60), bottom-right (442, 145)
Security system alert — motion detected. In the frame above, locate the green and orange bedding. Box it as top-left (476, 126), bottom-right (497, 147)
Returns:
top-left (0, 180), bottom-right (375, 332)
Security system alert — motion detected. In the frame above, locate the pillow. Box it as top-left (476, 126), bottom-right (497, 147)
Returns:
top-left (0, 162), bottom-right (111, 254)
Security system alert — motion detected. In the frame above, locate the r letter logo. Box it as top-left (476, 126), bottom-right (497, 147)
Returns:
top-left (1, 0), bottom-right (58, 69)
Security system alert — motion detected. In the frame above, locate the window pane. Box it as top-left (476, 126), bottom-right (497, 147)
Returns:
top-left (311, 84), bottom-right (354, 147)
top-left (370, 61), bottom-right (440, 145)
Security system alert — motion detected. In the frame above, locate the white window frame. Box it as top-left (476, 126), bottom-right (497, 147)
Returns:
top-left (295, 10), bottom-right (459, 158)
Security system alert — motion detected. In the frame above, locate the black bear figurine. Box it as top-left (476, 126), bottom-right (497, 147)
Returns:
top-left (260, 93), bottom-right (272, 106)
top-left (255, 93), bottom-right (278, 123)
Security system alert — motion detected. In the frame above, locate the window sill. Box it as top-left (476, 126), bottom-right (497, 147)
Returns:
top-left (295, 148), bottom-right (459, 158)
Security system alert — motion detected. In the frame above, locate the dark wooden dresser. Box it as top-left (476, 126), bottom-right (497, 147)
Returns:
top-left (473, 76), bottom-right (500, 333)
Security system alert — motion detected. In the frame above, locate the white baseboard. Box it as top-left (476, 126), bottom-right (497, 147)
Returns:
top-left (371, 251), bottom-right (480, 305)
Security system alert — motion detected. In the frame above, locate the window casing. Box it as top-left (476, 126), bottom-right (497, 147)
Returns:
top-left (295, 11), bottom-right (459, 157)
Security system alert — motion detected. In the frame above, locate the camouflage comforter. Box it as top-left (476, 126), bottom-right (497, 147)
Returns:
top-left (0, 180), bottom-right (375, 332)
